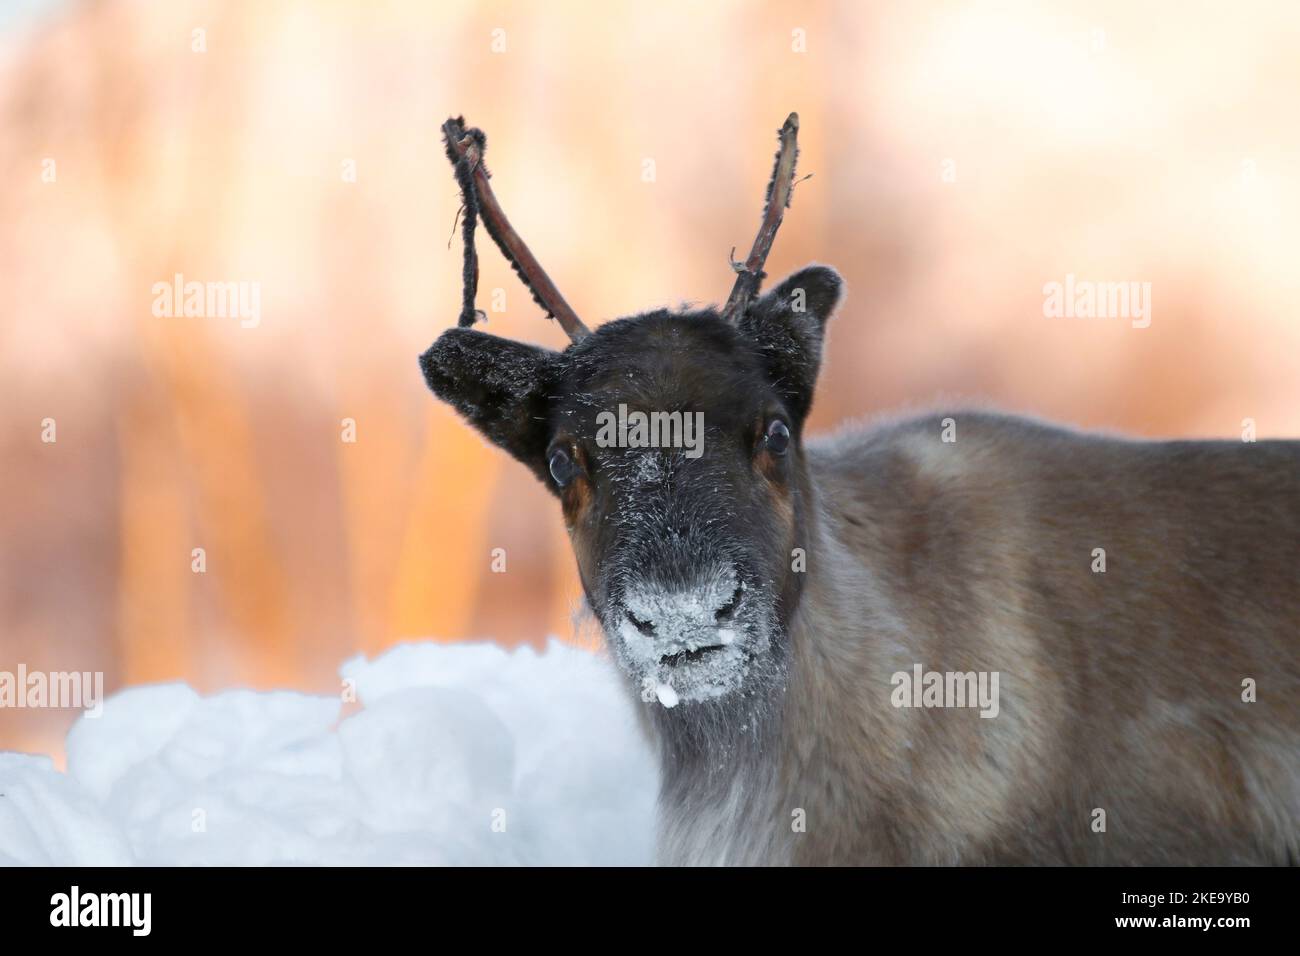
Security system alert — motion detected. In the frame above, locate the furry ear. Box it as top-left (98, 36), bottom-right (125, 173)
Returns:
top-left (737, 264), bottom-right (844, 423)
top-left (419, 328), bottom-right (561, 482)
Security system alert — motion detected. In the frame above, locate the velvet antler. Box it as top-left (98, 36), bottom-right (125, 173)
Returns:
top-left (720, 113), bottom-right (802, 325)
top-left (442, 116), bottom-right (590, 343)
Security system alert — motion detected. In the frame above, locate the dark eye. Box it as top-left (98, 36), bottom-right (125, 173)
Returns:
top-left (764, 419), bottom-right (791, 456)
top-left (549, 448), bottom-right (578, 487)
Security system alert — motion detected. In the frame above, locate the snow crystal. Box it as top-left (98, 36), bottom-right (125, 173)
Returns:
top-left (654, 683), bottom-right (679, 708)
top-left (0, 640), bottom-right (657, 866)
top-left (631, 453), bottom-right (663, 484)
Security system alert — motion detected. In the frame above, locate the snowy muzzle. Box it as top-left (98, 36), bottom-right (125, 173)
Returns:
top-left (610, 568), bottom-right (766, 707)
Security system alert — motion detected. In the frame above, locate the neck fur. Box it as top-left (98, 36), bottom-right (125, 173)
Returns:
top-left (647, 473), bottom-right (882, 864)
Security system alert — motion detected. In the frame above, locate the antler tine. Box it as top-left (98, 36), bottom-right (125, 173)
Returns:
top-left (720, 112), bottom-right (801, 325)
top-left (442, 117), bottom-right (590, 343)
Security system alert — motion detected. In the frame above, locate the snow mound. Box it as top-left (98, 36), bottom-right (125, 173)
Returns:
top-left (0, 640), bottom-right (657, 866)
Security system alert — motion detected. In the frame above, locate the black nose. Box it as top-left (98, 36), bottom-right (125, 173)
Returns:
top-left (714, 583), bottom-right (743, 621)
top-left (619, 574), bottom-right (744, 638)
top-left (625, 607), bottom-right (656, 636)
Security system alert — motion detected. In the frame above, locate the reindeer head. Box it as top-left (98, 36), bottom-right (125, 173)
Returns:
top-left (422, 115), bottom-right (842, 715)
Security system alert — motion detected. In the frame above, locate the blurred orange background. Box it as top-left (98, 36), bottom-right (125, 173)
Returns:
top-left (3, 0), bottom-right (1299, 758)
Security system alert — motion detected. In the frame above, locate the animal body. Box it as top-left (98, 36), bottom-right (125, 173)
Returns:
top-left (423, 115), bottom-right (1300, 864)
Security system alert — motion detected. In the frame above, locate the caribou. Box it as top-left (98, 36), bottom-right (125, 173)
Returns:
top-left (421, 114), bottom-right (1300, 865)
